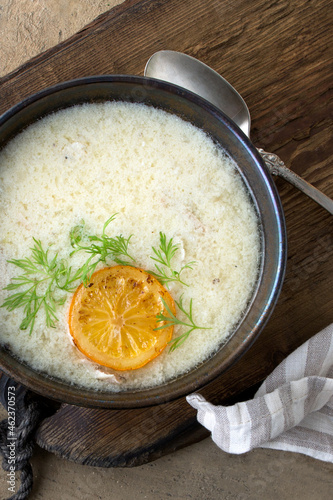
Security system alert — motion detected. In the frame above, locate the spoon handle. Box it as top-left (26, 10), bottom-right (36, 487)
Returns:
top-left (258, 148), bottom-right (333, 215)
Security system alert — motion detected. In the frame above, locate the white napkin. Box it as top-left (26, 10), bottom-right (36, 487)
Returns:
top-left (187, 323), bottom-right (333, 463)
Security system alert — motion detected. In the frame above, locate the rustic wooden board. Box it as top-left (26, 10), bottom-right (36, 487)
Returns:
top-left (0, 0), bottom-right (332, 466)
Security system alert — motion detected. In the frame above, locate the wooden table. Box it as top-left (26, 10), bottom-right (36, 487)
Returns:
top-left (0, 0), bottom-right (332, 466)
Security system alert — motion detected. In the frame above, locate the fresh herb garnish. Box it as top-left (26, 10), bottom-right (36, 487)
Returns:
top-left (1, 238), bottom-right (81, 335)
top-left (155, 295), bottom-right (211, 352)
top-left (149, 232), bottom-right (195, 287)
top-left (2, 217), bottom-right (210, 351)
top-left (70, 214), bottom-right (135, 284)
top-left (1, 215), bottom-right (135, 333)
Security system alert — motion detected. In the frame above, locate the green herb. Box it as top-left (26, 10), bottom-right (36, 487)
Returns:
top-left (1, 238), bottom-right (81, 335)
top-left (70, 214), bottom-right (135, 284)
top-left (155, 295), bottom-right (211, 352)
top-left (2, 218), bottom-right (210, 351)
top-left (1, 215), bottom-right (135, 334)
top-left (149, 232), bottom-right (195, 287)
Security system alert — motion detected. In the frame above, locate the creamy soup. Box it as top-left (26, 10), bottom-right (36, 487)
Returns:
top-left (0, 102), bottom-right (260, 391)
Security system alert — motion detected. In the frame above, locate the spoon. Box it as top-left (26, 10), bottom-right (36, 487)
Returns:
top-left (145, 50), bottom-right (333, 215)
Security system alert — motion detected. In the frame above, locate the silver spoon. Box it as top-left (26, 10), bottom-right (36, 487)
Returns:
top-left (145, 50), bottom-right (333, 215)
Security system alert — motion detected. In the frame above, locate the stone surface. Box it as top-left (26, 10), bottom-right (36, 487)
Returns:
top-left (0, 0), bottom-right (122, 76)
top-left (0, 399), bottom-right (332, 500)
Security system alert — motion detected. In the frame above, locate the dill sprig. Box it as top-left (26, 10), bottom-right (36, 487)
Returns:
top-left (155, 295), bottom-right (211, 352)
top-left (149, 232), bottom-right (195, 287)
top-left (1, 218), bottom-right (210, 351)
top-left (1, 215), bottom-right (135, 334)
top-left (1, 238), bottom-right (81, 335)
top-left (70, 214), bottom-right (135, 284)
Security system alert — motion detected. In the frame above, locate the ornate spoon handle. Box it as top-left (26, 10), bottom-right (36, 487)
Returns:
top-left (258, 149), bottom-right (333, 215)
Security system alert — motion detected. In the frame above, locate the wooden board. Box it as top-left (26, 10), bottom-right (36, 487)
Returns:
top-left (0, 0), bottom-right (332, 466)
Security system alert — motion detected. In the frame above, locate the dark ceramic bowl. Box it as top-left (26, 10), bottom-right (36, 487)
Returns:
top-left (0, 76), bottom-right (286, 408)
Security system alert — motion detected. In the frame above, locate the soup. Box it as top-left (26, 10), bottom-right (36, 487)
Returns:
top-left (0, 102), bottom-right (260, 392)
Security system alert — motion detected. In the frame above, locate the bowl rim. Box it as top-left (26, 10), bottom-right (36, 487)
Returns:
top-left (0, 75), bottom-right (287, 408)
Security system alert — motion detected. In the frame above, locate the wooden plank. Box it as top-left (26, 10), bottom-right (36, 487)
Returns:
top-left (0, 0), bottom-right (332, 466)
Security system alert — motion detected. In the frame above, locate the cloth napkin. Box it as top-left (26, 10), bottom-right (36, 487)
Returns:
top-left (187, 323), bottom-right (333, 463)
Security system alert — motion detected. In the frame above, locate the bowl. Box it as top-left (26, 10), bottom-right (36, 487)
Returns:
top-left (0, 76), bottom-right (286, 408)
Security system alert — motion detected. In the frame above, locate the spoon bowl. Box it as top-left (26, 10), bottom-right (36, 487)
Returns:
top-left (145, 51), bottom-right (251, 136)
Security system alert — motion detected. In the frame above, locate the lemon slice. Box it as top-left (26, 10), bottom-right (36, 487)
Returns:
top-left (68, 266), bottom-right (175, 370)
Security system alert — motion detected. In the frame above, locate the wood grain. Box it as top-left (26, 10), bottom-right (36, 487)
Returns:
top-left (0, 0), bottom-right (332, 466)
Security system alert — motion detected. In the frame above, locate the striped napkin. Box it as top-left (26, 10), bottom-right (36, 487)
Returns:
top-left (187, 323), bottom-right (333, 463)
